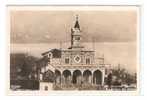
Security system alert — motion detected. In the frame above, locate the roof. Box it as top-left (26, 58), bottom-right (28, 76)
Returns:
top-left (74, 15), bottom-right (80, 29)
top-left (42, 49), bottom-right (61, 58)
top-left (74, 20), bottom-right (80, 29)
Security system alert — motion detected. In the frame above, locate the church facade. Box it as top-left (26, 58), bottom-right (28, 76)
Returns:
top-left (38, 16), bottom-right (105, 90)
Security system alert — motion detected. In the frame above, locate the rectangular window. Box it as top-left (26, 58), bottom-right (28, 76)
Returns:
top-left (65, 58), bottom-right (69, 64)
top-left (86, 58), bottom-right (90, 64)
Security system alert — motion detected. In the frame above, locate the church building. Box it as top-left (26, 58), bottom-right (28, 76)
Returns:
top-left (38, 16), bottom-right (105, 90)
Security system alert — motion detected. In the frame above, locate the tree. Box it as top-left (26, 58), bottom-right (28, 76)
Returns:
top-left (10, 53), bottom-right (39, 80)
top-left (107, 72), bottom-right (112, 89)
top-left (111, 66), bottom-right (137, 85)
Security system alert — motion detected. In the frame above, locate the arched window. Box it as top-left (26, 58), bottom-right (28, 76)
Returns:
top-left (48, 52), bottom-right (52, 58)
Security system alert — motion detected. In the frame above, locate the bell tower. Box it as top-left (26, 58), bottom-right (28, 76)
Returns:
top-left (69, 15), bottom-right (84, 49)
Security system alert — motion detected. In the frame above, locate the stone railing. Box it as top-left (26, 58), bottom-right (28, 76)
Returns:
top-left (52, 64), bottom-right (105, 69)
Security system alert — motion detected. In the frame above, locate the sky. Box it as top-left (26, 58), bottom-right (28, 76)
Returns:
top-left (10, 7), bottom-right (138, 73)
top-left (10, 10), bottom-right (137, 43)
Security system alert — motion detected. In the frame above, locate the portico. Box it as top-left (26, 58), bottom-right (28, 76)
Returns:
top-left (40, 64), bottom-right (105, 87)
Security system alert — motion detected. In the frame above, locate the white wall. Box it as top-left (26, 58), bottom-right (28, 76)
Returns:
top-left (40, 82), bottom-right (53, 91)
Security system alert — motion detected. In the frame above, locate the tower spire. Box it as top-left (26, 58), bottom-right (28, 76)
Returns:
top-left (68, 15), bottom-right (84, 49)
top-left (74, 15), bottom-right (80, 29)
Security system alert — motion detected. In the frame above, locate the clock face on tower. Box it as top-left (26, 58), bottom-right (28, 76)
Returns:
top-left (74, 55), bottom-right (81, 63)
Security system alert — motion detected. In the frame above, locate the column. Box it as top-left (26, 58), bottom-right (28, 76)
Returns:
top-left (89, 75), bottom-right (92, 84)
top-left (101, 69), bottom-right (105, 86)
top-left (71, 70), bottom-right (73, 86)
top-left (81, 70), bottom-right (84, 86)
top-left (91, 75), bottom-right (93, 85)
top-left (70, 72), bottom-right (73, 85)
top-left (61, 74), bottom-right (64, 87)
top-left (39, 74), bottom-right (43, 81)
top-left (92, 70), bottom-right (94, 85)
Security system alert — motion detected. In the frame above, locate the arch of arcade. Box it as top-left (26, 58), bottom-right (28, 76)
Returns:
top-left (40, 66), bottom-right (105, 87)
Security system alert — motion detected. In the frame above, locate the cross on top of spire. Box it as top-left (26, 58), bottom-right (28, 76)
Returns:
top-left (74, 15), bottom-right (80, 29)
